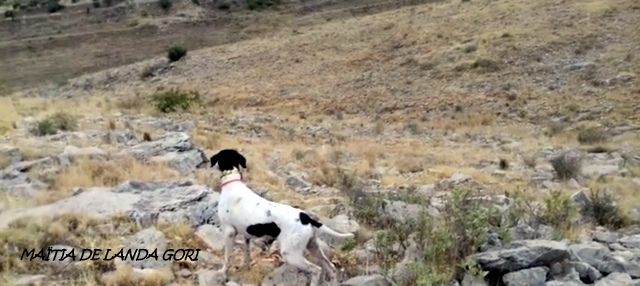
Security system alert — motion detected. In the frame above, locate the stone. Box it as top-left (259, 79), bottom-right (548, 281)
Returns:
top-left (124, 132), bottom-right (208, 173)
top-left (196, 224), bottom-right (226, 251)
top-left (382, 200), bottom-right (439, 224)
top-left (0, 180), bottom-right (218, 229)
top-left (502, 267), bottom-right (548, 286)
top-left (341, 274), bottom-right (391, 286)
top-left (59, 145), bottom-right (107, 162)
top-left (620, 235), bottom-right (640, 249)
top-left (261, 264), bottom-right (310, 286)
top-left (151, 148), bottom-right (209, 175)
top-left (0, 144), bottom-right (21, 165)
top-left (461, 273), bottom-right (487, 286)
top-left (593, 228), bottom-right (621, 244)
top-left (569, 242), bottom-right (627, 275)
top-left (595, 272), bottom-right (633, 286)
top-left (13, 275), bottom-right (47, 286)
top-left (198, 270), bottom-right (227, 286)
top-left (472, 240), bottom-right (570, 272)
top-left (285, 171), bottom-right (312, 193)
top-left (318, 214), bottom-right (359, 246)
top-left (122, 227), bottom-right (170, 269)
top-left (510, 223), bottom-right (537, 240)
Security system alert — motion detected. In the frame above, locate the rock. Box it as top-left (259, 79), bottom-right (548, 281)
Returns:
top-left (196, 224), bottom-right (226, 251)
top-left (44, 244), bottom-right (81, 269)
top-left (0, 180), bottom-right (218, 229)
top-left (341, 274), bottom-right (391, 286)
top-left (318, 214), bottom-right (359, 245)
top-left (124, 132), bottom-right (207, 173)
top-left (502, 267), bottom-right (548, 286)
top-left (552, 261), bottom-right (602, 283)
top-left (569, 242), bottom-right (627, 275)
top-left (0, 144), bottom-right (21, 165)
top-left (565, 61), bottom-right (595, 71)
top-left (261, 264), bottom-right (310, 286)
top-left (382, 200), bottom-right (439, 224)
top-left (13, 274), bottom-right (47, 286)
top-left (176, 269), bottom-right (192, 277)
top-left (285, 172), bottom-right (312, 193)
top-left (510, 223), bottom-right (537, 240)
top-left (59, 145), bottom-right (107, 162)
top-left (545, 280), bottom-right (586, 286)
top-left (595, 272), bottom-right (633, 286)
top-left (446, 173), bottom-right (472, 184)
top-left (593, 228), bottom-right (621, 244)
top-left (391, 240), bottom-right (421, 285)
top-left (122, 227), bottom-right (170, 269)
top-left (198, 270), bottom-right (227, 286)
top-left (472, 240), bottom-right (570, 272)
top-left (461, 273), bottom-right (487, 286)
top-left (581, 152), bottom-right (626, 178)
top-left (151, 149), bottom-right (209, 175)
top-left (620, 235), bottom-right (640, 249)
top-left (571, 191), bottom-right (590, 208)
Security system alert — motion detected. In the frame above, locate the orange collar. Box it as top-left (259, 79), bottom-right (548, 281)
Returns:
top-left (220, 178), bottom-right (243, 188)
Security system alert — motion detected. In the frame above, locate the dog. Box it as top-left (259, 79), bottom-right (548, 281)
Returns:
top-left (210, 149), bottom-right (354, 286)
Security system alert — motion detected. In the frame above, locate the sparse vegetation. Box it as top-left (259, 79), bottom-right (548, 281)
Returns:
top-left (151, 89), bottom-right (200, 113)
top-left (30, 112), bottom-right (77, 136)
top-left (577, 127), bottom-right (608, 144)
top-left (167, 46), bottom-right (187, 62)
top-left (585, 189), bottom-right (628, 229)
top-left (550, 152), bottom-right (581, 180)
top-left (4, 10), bottom-right (16, 19)
top-left (541, 190), bottom-right (578, 235)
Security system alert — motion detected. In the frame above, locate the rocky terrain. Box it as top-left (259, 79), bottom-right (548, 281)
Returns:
top-left (1, 0), bottom-right (640, 285)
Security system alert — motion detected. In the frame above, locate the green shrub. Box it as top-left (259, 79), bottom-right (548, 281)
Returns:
top-left (585, 189), bottom-right (628, 229)
top-left (167, 46), bottom-right (187, 62)
top-left (30, 112), bottom-right (77, 136)
top-left (152, 89), bottom-right (200, 113)
top-left (159, 0), bottom-right (172, 11)
top-left (550, 153), bottom-right (581, 180)
top-left (577, 127), bottom-right (608, 144)
top-left (541, 190), bottom-right (577, 232)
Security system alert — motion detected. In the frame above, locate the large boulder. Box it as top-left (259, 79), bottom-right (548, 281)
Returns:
top-left (620, 235), bottom-right (640, 249)
top-left (0, 180), bottom-right (218, 229)
top-left (595, 272), bottom-right (633, 286)
top-left (502, 267), bottom-right (548, 286)
top-left (472, 240), bottom-right (570, 273)
top-left (124, 132), bottom-right (208, 174)
top-left (261, 264), bottom-right (310, 286)
top-left (569, 242), bottom-right (627, 275)
top-left (342, 274), bottom-right (391, 286)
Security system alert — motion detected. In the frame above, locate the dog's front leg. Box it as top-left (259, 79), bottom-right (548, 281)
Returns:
top-left (221, 226), bottom-right (237, 275)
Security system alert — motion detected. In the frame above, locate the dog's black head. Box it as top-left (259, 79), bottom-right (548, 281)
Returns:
top-left (210, 149), bottom-right (247, 172)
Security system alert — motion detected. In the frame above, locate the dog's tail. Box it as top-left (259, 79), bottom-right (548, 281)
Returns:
top-left (299, 212), bottom-right (355, 239)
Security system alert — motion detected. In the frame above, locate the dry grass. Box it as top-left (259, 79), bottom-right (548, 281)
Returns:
top-left (48, 157), bottom-right (179, 202)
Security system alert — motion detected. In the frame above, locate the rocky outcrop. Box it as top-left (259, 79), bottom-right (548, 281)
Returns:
top-left (124, 132), bottom-right (208, 174)
top-left (0, 180), bottom-right (219, 229)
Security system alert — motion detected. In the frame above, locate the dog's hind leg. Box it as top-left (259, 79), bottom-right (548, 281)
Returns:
top-left (308, 238), bottom-right (338, 285)
top-left (282, 252), bottom-right (322, 286)
top-left (241, 237), bottom-right (251, 269)
top-left (221, 226), bottom-right (237, 275)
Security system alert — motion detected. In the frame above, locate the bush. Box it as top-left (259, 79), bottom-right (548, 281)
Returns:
top-left (4, 10), bottom-right (16, 19)
top-left (585, 189), bottom-right (628, 229)
top-left (550, 152), bottom-right (581, 180)
top-left (152, 89), bottom-right (200, 113)
top-left (246, 0), bottom-right (278, 10)
top-left (47, 0), bottom-right (65, 13)
top-left (159, 0), bottom-right (172, 11)
top-left (167, 46), bottom-right (187, 62)
top-left (577, 127), bottom-right (608, 144)
top-left (30, 112), bottom-right (77, 136)
top-left (541, 190), bottom-right (577, 232)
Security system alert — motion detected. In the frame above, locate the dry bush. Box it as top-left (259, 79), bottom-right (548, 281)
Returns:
top-left (585, 189), bottom-right (629, 229)
top-left (550, 153), bottom-right (581, 180)
top-left (577, 127), bottom-right (608, 144)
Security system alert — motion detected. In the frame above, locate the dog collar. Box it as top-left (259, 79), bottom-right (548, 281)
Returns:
top-left (220, 178), bottom-right (242, 188)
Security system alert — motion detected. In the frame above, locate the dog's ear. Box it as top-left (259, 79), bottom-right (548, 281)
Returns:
top-left (210, 153), bottom-right (219, 168)
top-left (236, 152), bottom-right (247, 169)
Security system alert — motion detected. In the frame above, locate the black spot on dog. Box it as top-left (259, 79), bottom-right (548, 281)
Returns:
top-left (266, 210), bottom-right (272, 217)
top-left (209, 149), bottom-right (247, 172)
top-left (247, 222), bottom-right (281, 238)
top-left (299, 212), bottom-right (323, 228)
